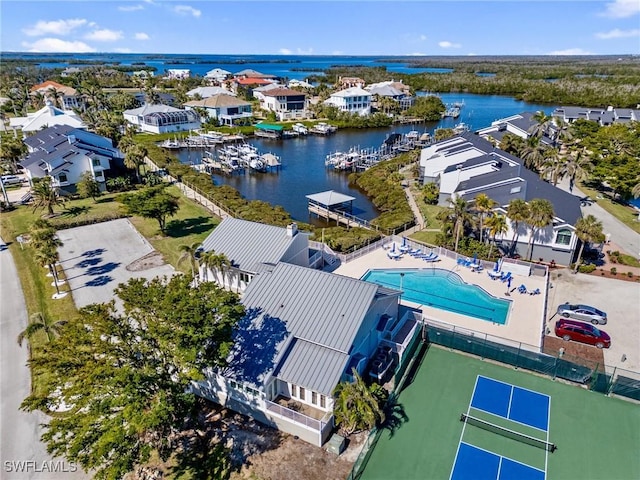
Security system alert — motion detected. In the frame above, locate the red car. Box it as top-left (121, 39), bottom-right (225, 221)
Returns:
top-left (555, 318), bottom-right (611, 349)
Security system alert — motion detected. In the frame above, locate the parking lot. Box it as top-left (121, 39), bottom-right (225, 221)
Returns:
top-left (56, 218), bottom-right (176, 311)
top-left (545, 270), bottom-right (640, 372)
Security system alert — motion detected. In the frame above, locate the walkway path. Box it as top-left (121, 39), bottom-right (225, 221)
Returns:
top-left (556, 177), bottom-right (639, 258)
top-left (0, 238), bottom-right (87, 479)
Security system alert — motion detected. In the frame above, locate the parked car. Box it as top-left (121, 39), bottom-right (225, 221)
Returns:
top-left (556, 303), bottom-right (607, 325)
top-left (1, 175), bottom-right (23, 186)
top-left (555, 319), bottom-right (611, 349)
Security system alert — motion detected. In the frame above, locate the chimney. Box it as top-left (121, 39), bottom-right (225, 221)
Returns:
top-left (286, 223), bottom-right (298, 237)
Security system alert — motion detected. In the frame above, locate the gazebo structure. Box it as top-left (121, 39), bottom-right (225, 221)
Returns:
top-left (306, 190), bottom-right (372, 229)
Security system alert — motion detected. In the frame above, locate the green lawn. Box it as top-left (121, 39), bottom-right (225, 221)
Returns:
top-left (0, 186), bottom-right (219, 391)
top-left (358, 346), bottom-right (640, 480)
top-left (579, 184), bottom-right (640, 234)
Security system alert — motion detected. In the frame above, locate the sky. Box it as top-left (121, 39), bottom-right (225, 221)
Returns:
top-left (1, 0), bottom-right (639, 56)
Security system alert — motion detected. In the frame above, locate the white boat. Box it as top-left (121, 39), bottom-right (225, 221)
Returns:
top-left (453, 122), bottom-right (470, 134)
top-left (160, 137), bottom-right (181, 149)
top-left (292, 123), bottom-right (308, 135)
top-left (310, 122), bottom-right (337, 135)
top-left (237, 143), bottom-right (258, 157)
top-left (249, 157), bottom-right (267, 172)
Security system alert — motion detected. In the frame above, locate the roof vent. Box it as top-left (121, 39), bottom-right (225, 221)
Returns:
top-left (67, 134), bottom-right (76, 144)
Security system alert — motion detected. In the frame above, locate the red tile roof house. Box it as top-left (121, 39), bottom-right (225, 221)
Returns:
top-left (30, 80), bottom-right (83, 110)
top-left (258, 87), bottom-right (310, 121)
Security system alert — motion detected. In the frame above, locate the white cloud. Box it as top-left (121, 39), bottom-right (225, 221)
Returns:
top-left (439, 41), bottom-right (461, 49)
top-left (22, 38), bottom-right (95, 53)
top-left (85, 29), bottom-right (123, 42)
top-left (23, 19), bottom-right (87, 37)
top-left (548, 48), bottom-right (594, 55)
top-left (173, 5), bottom-right (201, 17)
top-left (118, 5), bottom-right (144, 12)
top-left (279, 48), bottom-right (292, 55)
top-left (134, 32), bottom-right (150, 41)
top-left (408, 52), bottom-right (427, 56)
top-left (595, 28), bottom-right (640, 39)
top-left (332, 50), bottom-right (344, 55)
top-left (600, 0), bottom-right (640, 18)
top-left (114, 48), bottom-right (132, 53)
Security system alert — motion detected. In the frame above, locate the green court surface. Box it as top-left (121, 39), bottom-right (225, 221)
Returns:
top-left (358, 346), bottom-right (640, 480)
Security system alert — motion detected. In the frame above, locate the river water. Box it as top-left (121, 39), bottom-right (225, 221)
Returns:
top-left (175, 92), bottom-right (555, 223)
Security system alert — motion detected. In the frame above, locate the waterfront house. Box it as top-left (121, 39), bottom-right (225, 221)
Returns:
top-left (365, 80), bottom-right (414, 111)
top-left (61, 67), bottom-right (82, 77)
top-left (287, 79), bottom-right (314, 89)
top-left (476, 112), bottom-right (554, 146)
top-left (183, 94), bottom-right (252, 126)
top-left (324, 86), bottom-right (371, 116)
top-left (198, 219), bottom-right (311, 293)
top-left (123, 104), bottom-right (200, 134)
top-left (20, 125), bottom-right (120, 194)
top-left (419, 133), bottom-right (582, 264)
top-left (205, 68), bottom-right (231, 84)
top-left (193, 260), bottom-right (417, 446)
top-left (132, 70), bottom-right (154, 78)
top-left (30, 80), bottom-right (83, 110)
top-left (9, 100), bottom-right (86, 134)
top-left (231, 77), bottom-right (277, 96)
top-left (257, 87), bottom-right (310, 121)
top-left (234, 69), bottom-right (278, 81)
top-left (165, 69), bottom-right (190, 79)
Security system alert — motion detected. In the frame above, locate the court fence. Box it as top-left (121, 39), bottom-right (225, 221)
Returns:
top-left (423, 319), bottom-right (640, 402)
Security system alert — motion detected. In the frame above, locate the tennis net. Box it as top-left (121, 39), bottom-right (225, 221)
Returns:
top-left (460, 413), bottom-right (557, 452)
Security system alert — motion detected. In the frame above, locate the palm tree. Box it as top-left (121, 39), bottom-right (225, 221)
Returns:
top-left (539, 147), bottom-right (563, 185)
top-left (124, 144), bottom-right (148, 183)
top-left (333, 369), bottom-right (387, 436)
top-left (485, 213), bottom-right (508, 258)
top-left (29, 219), bottom-right (61, 251)
top-left (529, 110), bottom-right (554, 139)
top-left (199, 250), bottom-right (222, 283)
top-left (177, 242), bottom-right (201, 281)
top-left (17, 312), bottom-right (67, 346)
top-left (448, 197), bottom-right (473, 252)
top-left (525, 199), bottom-right (555, 261)
top-left (34, 244), bottom-right (63, 296)
top-left (506, 199), bottom-right (530, 257)
top-left (473, 193), bottom-right (496, 243)
top-left (564, 150), bottom-right (592, 192)
top-left (520, 136), bottom-right (546, 171)
top-left (47, 88), bottom-right (65, 109)
top-left (31, 177), bottom-right (65, 216)
top-left (208, 252), bottom-right (232, 290)
top-left (574, 215), bottom-right (605, 272)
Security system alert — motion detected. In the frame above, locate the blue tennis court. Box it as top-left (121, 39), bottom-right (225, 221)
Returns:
top-left (471, 376), bottom-right (550, 431)
top-left (451, 443), bottom-right (545, 480)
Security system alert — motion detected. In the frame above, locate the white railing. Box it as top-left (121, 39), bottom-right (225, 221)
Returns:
top-left (265, 399), bottom-right (330, 432)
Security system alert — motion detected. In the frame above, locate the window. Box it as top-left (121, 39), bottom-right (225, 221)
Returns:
top-left (320, 395), bottom-right (326, 408)
top-left (94, 171), bottom-right (103, 178)
top-left (92, 158), bottom-right (101, 167)
top-left (299, 387), bottom-right (305, 401)
top-left (311, 392), bottom-right (317, 405)
top-left (58, 173), bottom-right (68, 183)
top-left (556, 229), bottom-right (572, 245)
top-left (240, 272), bottom-right (250, 283)
top-left (291, 384), bottom-right (297, 398)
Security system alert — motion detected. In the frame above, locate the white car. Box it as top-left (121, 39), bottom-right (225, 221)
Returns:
top-left (556, 303), bottom-right (607, 325)
top-left (1, 175), bottom-right (23, 186)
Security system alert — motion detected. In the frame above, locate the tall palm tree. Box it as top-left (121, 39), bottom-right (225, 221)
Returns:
top-left (124, 144), bottom-right (148, 183)
top-left (198, 250), bottom-right (221, 283)
top-left (17, 312), bottom-right (67, 346)
top-left (564, 149), bottom-right (592, 192)
top-left (529, 110), bottom-right (554, 139)
top-left (333, 369), bottom-right (386, 435)
top-left (29, 219), bottom-right (61, 251)
top-left (448, 197), bottom-right (473, 252)
top-left (47, 88), bottom-right (65, 109)
top-left (473, 193), bottom-right (496, 243)
top-left (573, 215), bottom-right (605, 272)
top-left (525, 199), bottom-right (555, 261)
top-left (34, 244), bottom-right (63, 295)
top-left (31, 177), bottom-right (65, 216)
top-left (208, 252), bottom-right (232, 290)
top-left (539, 147), bottom-right (563, 185)
top-left (506, 199), bottom-right (530, 257)
top-left (485, 213), bottom-right (508, 258)
top-left (177, 242), bottom-right (201, 281)
top-left (520, 136), bottom-right (546, 171)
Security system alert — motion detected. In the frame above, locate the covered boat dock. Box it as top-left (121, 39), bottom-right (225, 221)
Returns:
top-left (306, 190), bottom-right (375, 229)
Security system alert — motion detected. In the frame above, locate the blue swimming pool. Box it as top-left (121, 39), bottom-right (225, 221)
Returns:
top-left (361, 268), bottom-right (511, 324)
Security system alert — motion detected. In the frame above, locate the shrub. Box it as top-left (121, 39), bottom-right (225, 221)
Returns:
top-left (578, 264), bottom-right (596, 273)
top-left (627, 272), bottom-right (634, 278)
top-left (610, 267), bottom-right (617, 275)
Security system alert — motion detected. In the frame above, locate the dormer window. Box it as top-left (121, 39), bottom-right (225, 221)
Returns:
top-left (555, 229), bottom-right (572, 245)
top-left (58, 173), bottom-right (68, 183)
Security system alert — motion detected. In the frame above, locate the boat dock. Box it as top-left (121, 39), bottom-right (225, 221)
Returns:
top-left (159, 132), bottom-right (245, 150)
top-left (306, 190), bottom-right (378, 230)
top-left (199, 143), bottom-right (282, 175)
top-left (325, 131), bottom-right (433, 171)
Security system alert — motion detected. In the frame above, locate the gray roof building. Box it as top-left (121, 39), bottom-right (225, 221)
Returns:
top-left (226, 262), bottom-right (398, 395)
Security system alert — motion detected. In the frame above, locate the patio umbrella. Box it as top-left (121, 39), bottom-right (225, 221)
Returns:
top-left (507, 277), bottom-right (512, 290)
top-left (472, 252), bottom-right (478, 264)
top-left (402, 237), bottom-right (407, 246)
top-left (494, 260), bottom-right (500, 272)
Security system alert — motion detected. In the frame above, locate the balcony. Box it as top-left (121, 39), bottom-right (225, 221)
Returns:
top-left (265, 395), bottom-right (332, 432)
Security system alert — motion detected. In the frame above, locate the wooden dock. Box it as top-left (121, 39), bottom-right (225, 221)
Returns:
top-left (308, 203), bottom-right (376, 230)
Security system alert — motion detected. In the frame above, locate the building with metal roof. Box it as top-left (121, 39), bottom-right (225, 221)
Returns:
top-left (123, 104), bottom-right (200, 134)
top-left (183, 94), bottom-right (253, 126)
top-left (198, 218), bottom-right (311, 293)
top-left (194, 261), bottom-right (410, 446)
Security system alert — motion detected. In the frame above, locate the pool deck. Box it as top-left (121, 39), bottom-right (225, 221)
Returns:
top-left (334, 247), bottom-right (548, 350)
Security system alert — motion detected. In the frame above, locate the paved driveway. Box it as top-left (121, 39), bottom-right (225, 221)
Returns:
top-left (545, 270), bottom-right (640, 373)
top-left (1, 239), bottom-right (87, 480)
top-left (56, 218), bottom-right (175, 310)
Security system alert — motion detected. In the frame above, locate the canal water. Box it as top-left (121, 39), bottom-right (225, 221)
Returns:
top-left (174, 93), bottom-right (556, 223)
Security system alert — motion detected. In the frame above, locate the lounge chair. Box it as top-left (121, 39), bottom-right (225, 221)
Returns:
top-left (517, 284), bottom-right (527, 294)
top-left (529, 288), bottom-right (541, 296)
top-left (410, 249), bottom-right (423, 257)
top-left (471, 263), bottom-right (484, 272)
top-left (487, 270), bottom-right (502, 280)
top-left (424, 255), bottom-right (440, 263)
top-left (500, 272), bottom-right (512, 283)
